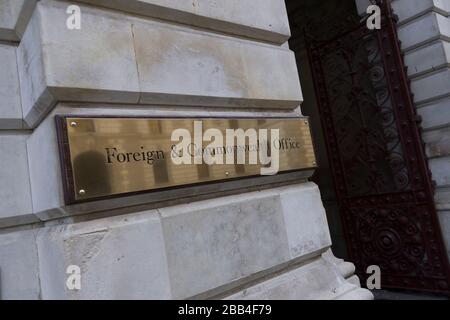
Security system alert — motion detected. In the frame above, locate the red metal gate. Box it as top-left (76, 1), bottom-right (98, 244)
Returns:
top-left (306, 0), bottom-right (450, 293)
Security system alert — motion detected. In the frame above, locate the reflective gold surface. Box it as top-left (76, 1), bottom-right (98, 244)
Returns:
top-left (63, 118), bottom-right (316, 202)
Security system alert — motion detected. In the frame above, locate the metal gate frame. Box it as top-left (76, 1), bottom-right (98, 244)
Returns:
top-left (306, 0), bottom-right (450, 293)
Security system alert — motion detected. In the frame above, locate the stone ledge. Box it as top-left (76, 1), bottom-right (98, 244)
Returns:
top-left (0, 44), bottom-right (23, 129)
top-left (392, 0), bottom-right (450, 26)
top-left (33, 182), bottom-right (333, 299)
top-left (17, 0), bottom-right (302, 129)
top-left (62, 0), bottom-right (291, 44)
top-left (0, 0), bottom-right (36, 42)
top-left (404, 40), bottom-right (450, 79)
top-left (356, 0), bottom-right (450, 25)
top-left (411, 68), bottom-right (450, 106)
top-left (419, 96), bottom-right (450, 131)
top-left (398, 12), bottom-right (450, 53)
top-left (224, 250), bottom-right (372, 300)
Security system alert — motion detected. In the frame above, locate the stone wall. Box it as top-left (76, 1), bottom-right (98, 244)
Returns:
top-left (0, 0), bottom-right (370, 299)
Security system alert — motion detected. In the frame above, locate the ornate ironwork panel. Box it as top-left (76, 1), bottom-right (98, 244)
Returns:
top-left (306, 0), bottom-right (450, 293)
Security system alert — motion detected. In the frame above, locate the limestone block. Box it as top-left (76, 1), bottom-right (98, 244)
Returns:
top-left (279, 184), bottom-right (331, 258)
top-left (66, 0), bottom-right (291, 43)
top-left (418, 96), bottom-right (450, 130)
top-left (160, 183), bottom-right (330, 299)
top-left (428, 156), bottom-right (450, 187)
top-left (160, 190), bottom-right (290, 299)
top-left (225, 251), bottom-right (372, 300)
top-left (411, 68), bottom-right (450, 105)
top-left (0, 0), bottom-right (36, 41)
top-left (0, 229), bottom-right (40, 299)
top-left (26, 110), bottom-right (66, 216)
top-left (357, 1), bottom-right (450, 42)
top-left (437, 210), bottom-right (450, 255)
top-left (0, 44), bottom-right (23, 129)
top-left (0, 133), bottom-right (34, 224)
top-left (405, 40), bottom-right (450, 78)
top-left (36, 211), bottom-right (172, 299)
top-left (397, 12), bottom-right (450, 52)
top-left (0, 0), bottom-right (22, 34)
top-left (34, 183), bottom-right (334, 300)
top-left (17, 0), bottom-right (141, 128)
top-left (132, 21), bottom-right (301, 108)
top-left (392, 0), bottom-right (450, 24)
top-left (423, 127), bottom-right (450, 189)
top-left (17, 0), bottom-right (302, 128)
top-left (435, 187), bottom-right (450, 210)
top-left (423, 126), bottom-right (450, 158)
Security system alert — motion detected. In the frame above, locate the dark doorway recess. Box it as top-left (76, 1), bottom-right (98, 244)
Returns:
top-left (286, 0), bottom-right (450, 293)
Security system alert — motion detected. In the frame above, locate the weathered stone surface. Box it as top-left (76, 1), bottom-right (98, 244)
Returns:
top-left (0, 0), bottom-right (36, 41)
top-left (32, 183), bottom-right (336, 299)
top-left (0, 0), bottom-right (22, 33)
top-left (322, 249), bottom-right (356, 280)
top-left (160, 190), bottom-right (290, 299)
top-left (16, 9), bottom-right (48, 129)
top-left (26, 111), bottom-right (65, 216)
top-left (405, 41), bottom-right (450, 78)
top-left (0, 229), bottom-right (40, 299)
top-left (423, 125), bottom-right (450, 158)
top-left (438, 210), bottom-right (450, 255)
top-left (17, 0), bottom-right (302, 128)
top-left (0, 133), bottom-right (33, 222)
top-left (411, 68), bottom-right (450, 105)
top-left (17, 0), bottom-right (141, 128)
top-left (160, 183), bottom-right (330, 299)
top-left (397, 12), bottom-right (450, 52)
top-left (66, 0), bottom-right (291, 43)
top-left (37, 211), bottom-right (172, 299)
top-left (435, 186), bottom-right (450, 210)
top-left (225, 251), bottom-right (372, 300)
top-left (0, 44), bottom-right (23, 129)
top-left (418, 96), bottom-right (450, 130)
top-left (132, 21), bottom-right (301, 108)
top-left (279, 184), bottom-right (331, 258)
top-left (392, 0), bottom-right (450, 24)
top-left (428, 156), bottom-right (450, 187)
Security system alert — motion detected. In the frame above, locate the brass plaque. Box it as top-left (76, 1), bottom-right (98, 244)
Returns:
top-left (56, 117), bottom-right (317, 203)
